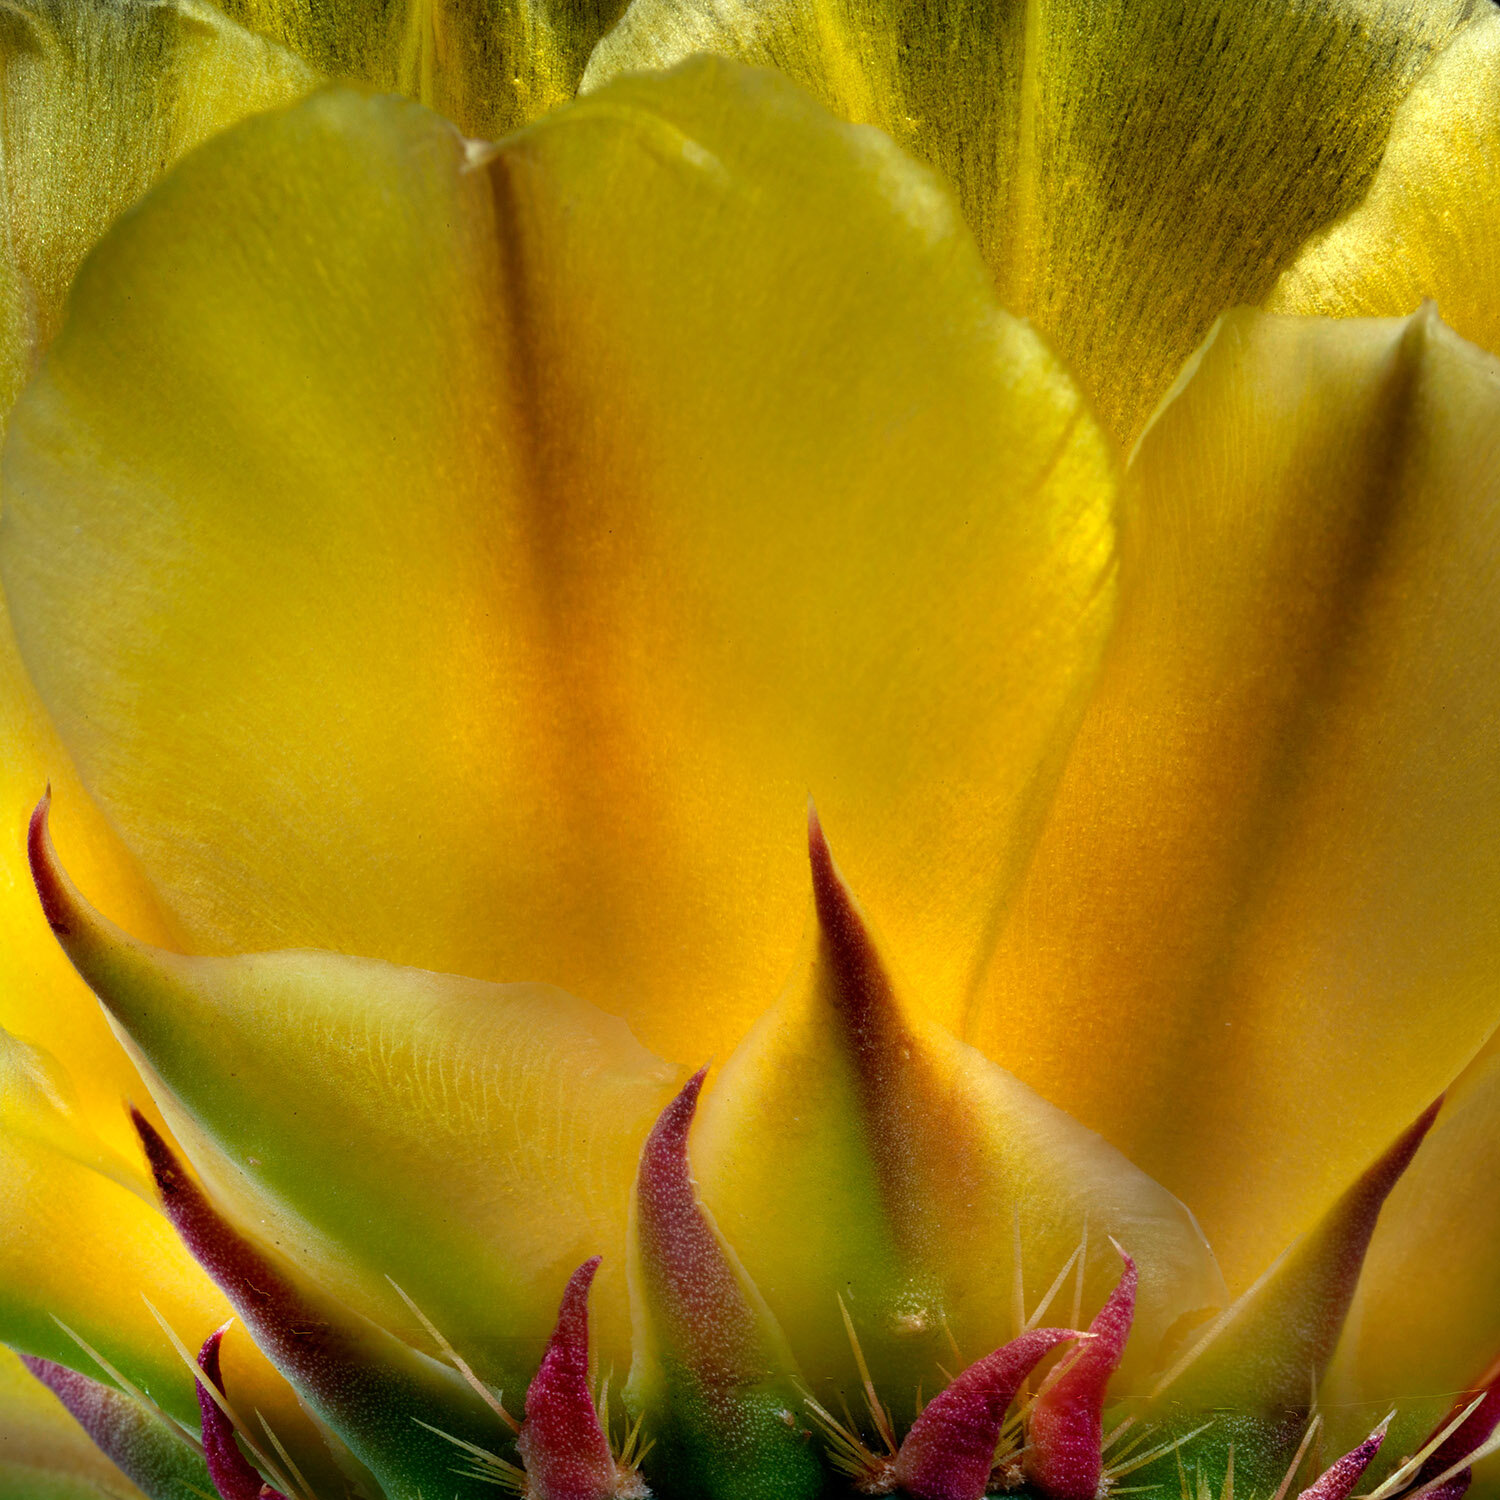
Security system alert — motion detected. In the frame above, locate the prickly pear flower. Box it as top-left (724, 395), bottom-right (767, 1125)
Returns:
top-left (0, 1), bottom-right (1499, 1500)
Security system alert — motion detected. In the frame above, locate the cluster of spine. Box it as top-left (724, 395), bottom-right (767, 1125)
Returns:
top-left (21, 799), bottom-right (1500, 1500)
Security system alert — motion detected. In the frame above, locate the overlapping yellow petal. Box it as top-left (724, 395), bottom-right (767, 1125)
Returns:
top-left (969, 308), bottom-right (1500, 1292)
top-left (583, 0), bottom-right (1475, 443)
top-left (0, 0), bottom-right (315, 435)
top-left (210, 0), bottom-right (625, 135)
top-left (0, 1345), bottom-right (147, 1500)
top-left (0, 63), bottom-right (1117, 1066)
top-left (693, 820), bottom-right (1224, 1406)
top-left (1269, 14), bottom-right (1500, 359)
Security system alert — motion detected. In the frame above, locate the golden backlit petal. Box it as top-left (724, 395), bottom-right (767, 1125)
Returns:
top-left (211, 0), bottom-right (626, 134)
top-left (1, 66), bottom-right (1117, 1064)
top-left (1269, 14), bottom-right (1500, 359)
top-left (0, 0), bottom-right (316, 434)
top-left (584, 0), bottom-right (1473, 443)
top-left (969, 308), bottom-right (1500, 1293)
top-left (0, 1345), bottom-right (147, 1500)
top-left (692, 817), bottom-right (1224, 1407)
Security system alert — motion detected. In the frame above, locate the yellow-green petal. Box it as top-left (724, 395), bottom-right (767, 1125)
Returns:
top-left (584, 0), bottom-right (1474, 443)
top-left (968, 308), bottom-right (1500, 1294)
top-left (210, 0), bottom-right (626, 134)
top-left (1269, 14), bottom-right (1500, 359)
top-left (1, 64), bottom-right (1117, 1067)
top-left (0, 0), bottom-right (316, 436)
top-left (32, 795), bottom-right (681, 1391)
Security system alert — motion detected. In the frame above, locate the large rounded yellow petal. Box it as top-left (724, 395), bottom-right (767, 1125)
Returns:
top-left (0, 0), bottom-right (316, 435)
top-left (211, 0), bottom-right (626, 134)
top-left (583, 0), bottom-right (1474, 443)
top-left (1, 65), bottom-right (1117, 1064)
top-left (0, 1345), bottom-right (147, 1500)
top-left (968, 308), bottom-right (1500, 1292)
top-left (1269, 14), bottom-right (1500, 358)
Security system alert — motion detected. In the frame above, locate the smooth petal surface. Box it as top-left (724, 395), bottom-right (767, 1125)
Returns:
top-left (0, 1346), bottom-right (148, 1500)
top-left (694, 822), bottom-right (1223, 1406)
top-left (0, 1039), bottom-right (312, 1444)
top-left (0, 0), bottom-right (315, 432)
top-left (1270, 15), bottom-right (1500, 358)
top-left (584, 0), bottom-right (1474, 442)
top-left (210, 0), bottom-right (625, 134)
top-left (969, 309), bottom-right (1500, 1291)
top-left (1, 64), bottom-right (1118, 1065)
top-left (31, 802), bottom-right (680, 1390)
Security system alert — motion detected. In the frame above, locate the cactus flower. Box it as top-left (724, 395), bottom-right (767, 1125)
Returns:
top-left (0, 2), bottom-right (1498, 1500)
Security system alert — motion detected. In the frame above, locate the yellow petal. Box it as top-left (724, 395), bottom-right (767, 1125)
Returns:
top-left (1269, 14), bottom-right (1500, 359)
top-left (0, 0), bottom-right (316, 435)
top-left (0, 1345), bottom-right (147, 1500)
top-left (0, 1029), bottom-right (319, 1464)
top-left (32, 794), bottom-right (681, 1392)
top-left (692, 816), bottom-right (1224, 1407)
top-left (211, 0), bottom-right (625, 134)
top-left (583, 0), bottom-right (1472, 443)
top-left (1321, 1047), bottom-right (1500, 1449)
top-left (968, 308), bottom-right (1500, 1292)
top-left (1, 64), bottom-right (1117, 1065)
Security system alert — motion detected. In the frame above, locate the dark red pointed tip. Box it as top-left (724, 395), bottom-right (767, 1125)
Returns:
top-left (1023, 1249), bottom-right (1137, 1500)
top-left (648, 1067), bottom-right (708, 1161)
top-left (519, 1258), bottom-right (616, 1500)
top-left (533, 1258), bottom-right (602, 1393)
top-left (1296, 1424), bottom-right (1387, 1500)
top-left (197, 1325), bottom-right (231, 1393)
top-left (27, 788), bottom-right (71, 935)
top-left (895, 1328), bottom-right (1081, 1500)
top-left (1365, 1098), bottom-right (1443, 1204)
top-left (807, 804), bottom-right (854, 935)
top-left (131, 1106), bottom-right (180, 1196)
top-left (195, 1324), bottom-right (286, 1500)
